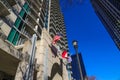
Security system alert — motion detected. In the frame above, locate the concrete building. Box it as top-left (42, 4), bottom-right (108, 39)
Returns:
top-left (91, 0), bottom-right (120, 50)
top-left (0, 0), bottom-right (69, 80)
top-left (49, 0), bottom-right (69, 51)
top-left (71, 53), bottom-right (87, 80)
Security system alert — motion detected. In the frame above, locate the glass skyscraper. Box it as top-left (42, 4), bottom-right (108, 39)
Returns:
top-left (91, 0), bottom-right (120, 50)
top-left (71, 53), bottom-right (87, 80)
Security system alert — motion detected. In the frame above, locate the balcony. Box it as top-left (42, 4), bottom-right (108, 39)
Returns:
top-left (27, 14), bottom-right (37, 26)
top-left (49, 32), bottom-right (55, 38)
top-left (0, 38), bottom-right (22, 76)
top-left (27, 14), bottom-right (43, 33)
top-left (2, 17), bottom-right (14, 28)
top-left (29, 6), bottom-right (38, 16)
top-left (25, 21), bottom-right (41, 39)
top-left (27, 0), bottom-right (39, 12)
top-left (31, 0), bottom-right (41, 8)
top-left (39, 15), bottom-right (44, 28)
top-left (41, 8), bottom-right (45, 17)
top-left (6, 0), bottom-right (17, 6)
top-left (36, 0), bottom-right (42, 7)
top-left (30, 9), bottom-right (38, 19)
top-left (16, 15), bottom-right (41, 39)
top-left (0, 1), bottom-right (10, 17)
top-left (49, 27), bottom-right (56, 36)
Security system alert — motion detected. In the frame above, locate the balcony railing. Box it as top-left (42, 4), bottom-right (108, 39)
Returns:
top-left (0, 38), bottom-right (23, 60)
top-left (6, 0), bottom-right (17, 6)
top-left (1, 17), bottom-right (14, 28)
top-left (0, 31), bottom-right (7, 40)
top-left (12, 7), bottom-right (19, 16)
top-left (1, 0), bottom-right (11, 9)
top-left (25, 20), bottom-right (41, 39)
top-left (16, 0), bottom-right (23, 7)
top-left (0, 1), bottom-right (10, 16)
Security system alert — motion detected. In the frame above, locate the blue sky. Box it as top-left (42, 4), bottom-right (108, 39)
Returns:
top-left (60, 0), bottom-right (120, 80)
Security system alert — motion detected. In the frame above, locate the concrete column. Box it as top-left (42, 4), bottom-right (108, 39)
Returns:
top-left (14, 40), bottom-right (31, 80)
top-left (35, 29), bottom-right (69, 80)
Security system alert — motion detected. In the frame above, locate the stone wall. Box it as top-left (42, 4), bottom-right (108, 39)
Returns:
top-left (36, 28), bottom-right (69, 80)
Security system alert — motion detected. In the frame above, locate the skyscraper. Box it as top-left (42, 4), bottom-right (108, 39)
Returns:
top-left (71, 53), bottom-right (87, 80)
top-left (49, 0), bottom-right (69, 52)
top-left (0, 0), bottom-right (69, 79)
top-left (91, 0), bottom-right (120, 50)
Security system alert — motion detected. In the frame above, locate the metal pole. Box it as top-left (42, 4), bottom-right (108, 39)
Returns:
top-left (75, 48), bottom-right (83, 80)
top-left (24, 34), bottom-right (37, 80)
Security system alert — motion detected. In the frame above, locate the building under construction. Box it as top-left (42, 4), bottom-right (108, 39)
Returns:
top-left (0, 0), bottom-right (70, 80)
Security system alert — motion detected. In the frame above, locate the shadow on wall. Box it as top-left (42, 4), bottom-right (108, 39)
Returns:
top-left (48, 59), bottom-right (63, 80)
top-left (0, 71), bottom-right (14, 80)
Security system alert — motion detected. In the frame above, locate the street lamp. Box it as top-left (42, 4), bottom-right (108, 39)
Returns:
top-left (72, 40), bottom-right (83, 80)
top-left (72, 40), bottom-right (78, 49)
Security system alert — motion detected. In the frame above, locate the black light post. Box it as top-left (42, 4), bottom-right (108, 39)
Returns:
top-left (72, 40), bottom-right (83, 80)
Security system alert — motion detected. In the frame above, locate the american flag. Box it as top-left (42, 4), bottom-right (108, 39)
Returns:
top-left (52, 33), bottom-right (62, 44)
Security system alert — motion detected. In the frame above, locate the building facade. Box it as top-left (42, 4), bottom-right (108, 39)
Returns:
top-left (49, 0), bottom-right (69, 51)
top-left (0, 0), bottom-right (69, 80)
top-left (71, 53), bottom-right (87, 80)
top-left (91, 0), bottom-right (120, 50)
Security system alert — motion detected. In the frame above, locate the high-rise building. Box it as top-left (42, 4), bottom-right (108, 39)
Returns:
top-left (91, 0), bottom-right (120, 50)
top-left (71, 53), bottom-right (87, 80)
top-left (0, 0), bottom-right (69, 80)
top-left (49, 0), bottom-right (69, 51)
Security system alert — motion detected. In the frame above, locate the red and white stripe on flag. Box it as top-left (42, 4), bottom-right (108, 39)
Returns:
top-left (62, 50), bottom-right (68, 58)
top-left (52, 35), bottom-right (61, 44)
